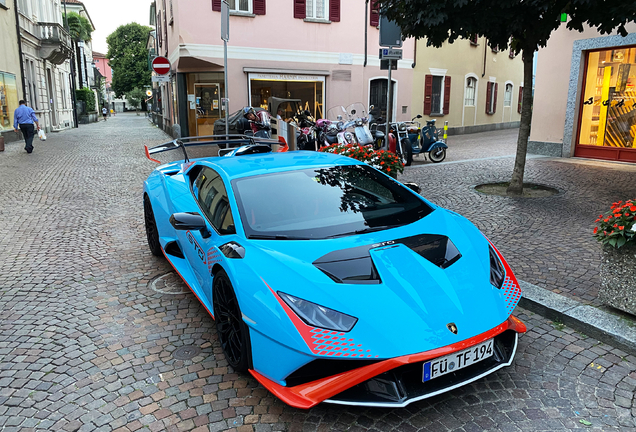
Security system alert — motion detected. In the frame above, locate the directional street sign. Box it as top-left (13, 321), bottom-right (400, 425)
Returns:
top-left (151, 56), bottom-right (171, 75)
top-left (379, 48), bottom-right (403, 60)
top-left (152, 75), bottom-right (170, 83)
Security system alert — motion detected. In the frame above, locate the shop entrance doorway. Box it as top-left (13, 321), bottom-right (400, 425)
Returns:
top-left (195, 83), bottom-right (221, 136)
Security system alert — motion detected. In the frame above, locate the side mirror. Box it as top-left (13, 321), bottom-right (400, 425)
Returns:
top-left (403, 182), bottom-right (421, 194)
top-left (170, 212), bottom-right (211, 238)
top-left (416, 114), bottom-right (422, 119)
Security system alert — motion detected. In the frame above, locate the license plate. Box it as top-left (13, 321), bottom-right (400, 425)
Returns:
top-left (423, 339), bottom-right (494, 382)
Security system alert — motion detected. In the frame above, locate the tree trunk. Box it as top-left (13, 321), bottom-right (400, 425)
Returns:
top-left (507, 48), bottom-right (535, 195)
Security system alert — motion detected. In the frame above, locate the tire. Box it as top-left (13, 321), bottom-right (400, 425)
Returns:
top-left (144, 195), bottom-right (162, 257)
top-left (429, 147), bottom-right (447, 163)
top-left (213, 270), bottom-right (251, 373)
top-left (401, 138), bottom-right (413, 166)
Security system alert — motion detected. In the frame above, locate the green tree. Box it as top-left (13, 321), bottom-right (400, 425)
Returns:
top-left (106, 23), bottom-right (152, 97)
top-left (64, 12), bottom-right (92, 41)
top-left (383, 0), bottom-right (636, 195)
top-left (64, 12), bottom-right (93, 90)
top-left (126, 87), bottom-right (146, 115)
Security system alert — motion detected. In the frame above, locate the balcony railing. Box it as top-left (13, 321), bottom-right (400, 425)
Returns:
top-left (38, 22), bottom-right (72, 64)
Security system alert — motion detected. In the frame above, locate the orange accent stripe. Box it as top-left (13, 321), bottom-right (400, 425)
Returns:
top-left (145, 145), bottom-right (162, 163)
top-left (161, 247), bottom-right (215, 320)
top-left (249, 315), bottom-right (526, 409)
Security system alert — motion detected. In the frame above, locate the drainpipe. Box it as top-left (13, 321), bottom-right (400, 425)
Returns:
top-left (412, 39), bottom-right (416, 68)
top-left (482, 37), bottom-right (487, 77)
top-left (364, 0), bottom-right (369, 67)
top-left (14, 0), bottom-right (27, 100)
top-left (64, 1), bottom-right (79, 127)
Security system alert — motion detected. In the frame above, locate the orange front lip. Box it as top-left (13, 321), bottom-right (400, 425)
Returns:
top-left (250, 315), bottom-right (526, 409)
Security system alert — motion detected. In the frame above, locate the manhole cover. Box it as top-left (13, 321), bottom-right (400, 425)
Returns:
top-left (173, 345), bottom-right (201, 360)
top-left (150, 272), bottom-right (188, 295)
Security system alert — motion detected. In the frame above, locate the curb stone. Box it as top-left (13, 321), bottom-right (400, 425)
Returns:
top-left (518, 279), bottom-right (636, 356)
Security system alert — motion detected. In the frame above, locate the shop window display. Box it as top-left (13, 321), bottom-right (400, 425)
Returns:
top-left (578, 47), bottom-right (636, 149)
top-left (0, 72), bottom-right (19, 132)
top-left (250, 78), bottom-right (324, 119)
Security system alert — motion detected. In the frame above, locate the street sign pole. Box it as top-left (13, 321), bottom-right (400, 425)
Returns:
top-left (222, 1), bottom-right (230, 136)
top-left (380, 16), bottom-right (402, 126)
top-left (386, 60), bottom-right (392, 124)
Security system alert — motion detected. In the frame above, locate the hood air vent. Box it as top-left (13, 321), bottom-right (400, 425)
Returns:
top-left (313, 234), bottom-right (461, 284)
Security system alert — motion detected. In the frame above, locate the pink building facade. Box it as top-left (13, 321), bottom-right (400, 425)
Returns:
top-left (92, 52), bottom-right (112, 87)
top-left (150, 0), bottom-right (414, 138)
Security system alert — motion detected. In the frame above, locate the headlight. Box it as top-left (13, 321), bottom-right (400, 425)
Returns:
top-left (398, 123), bottom-right (407, 131)
top-left (278, 292), bottom-right (358, 332)
top-left (489, 246), bottom-right (505, 288)
top-left (345, 132), bottom-right (355, 143)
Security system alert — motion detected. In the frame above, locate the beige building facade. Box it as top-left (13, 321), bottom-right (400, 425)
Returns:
top-left (530, 23), bottom-right (636, 163)
top-left (412, 36), bottom-right (524, 134)
top-left (16, 0), bottom-right (75, 133)
top-left (0, 0), bottom-right (24, 141)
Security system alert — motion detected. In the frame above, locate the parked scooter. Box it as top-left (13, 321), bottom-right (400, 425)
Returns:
top-left (406, 115), bottom-right (448, 163)
top-left (324, 106), bottom-right (357, 146)
top-left (345, 103), bottom-right (374, 146)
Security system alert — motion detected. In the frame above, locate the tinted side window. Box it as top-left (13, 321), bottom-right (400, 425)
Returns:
top-left (193, 167), bottom-right (236, 234)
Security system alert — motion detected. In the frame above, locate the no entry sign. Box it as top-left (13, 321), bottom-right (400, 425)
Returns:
top-left (151, 56), bottom-right (171, 75)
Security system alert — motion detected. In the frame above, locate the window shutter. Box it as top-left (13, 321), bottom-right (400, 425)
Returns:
top-left (424, 75), bottom-right (433, 116)
top-left (212, 0), bottom-right (221, 12)
top-left (443, 76), bottom-right (451, 115)
top-left (485, 82), bottom-right (492, 114)
top-left (329, 0), bottom-right (340, 22)
top-left (254, 0), bottom-right (266, 15)
top-left (294, 0), bottom-right (306, 18)
top-left (493, 82), bottom-right (498, 113)
top-left (518, 86), bottom-right (523, 113)
top-left (370, 0), bottom-right (380, 27)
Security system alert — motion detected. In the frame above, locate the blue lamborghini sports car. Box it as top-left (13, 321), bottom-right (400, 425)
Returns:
top-left (143, 138), bottom-right (526, 408)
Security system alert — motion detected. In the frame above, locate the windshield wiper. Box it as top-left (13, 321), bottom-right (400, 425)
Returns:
top-left (248, 234), bottom-right (312, 240)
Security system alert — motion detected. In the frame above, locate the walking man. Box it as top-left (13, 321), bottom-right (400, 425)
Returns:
top-left (102, 106), bottom-right (108, 120)
top-left (13, 100), bottom-right (40, 154)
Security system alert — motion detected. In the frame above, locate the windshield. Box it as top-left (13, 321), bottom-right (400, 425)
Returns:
top-left (232, 165), bottom-right (433, 240)
top-left (346, 103), bottom-right (367, 121)
top-left (327, 105), bottom-right (347, 121)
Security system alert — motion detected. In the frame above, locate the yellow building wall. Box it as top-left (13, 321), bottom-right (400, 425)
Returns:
top-left (0, 0), bottom-right (24, 132)
top-left (411, 37), bottom-right (524, 130)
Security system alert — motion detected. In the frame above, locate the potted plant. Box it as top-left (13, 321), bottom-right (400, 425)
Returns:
top-left (319, 143), bottom-right (404, 178)
top-left (593, 199), bottom-right (636, 315)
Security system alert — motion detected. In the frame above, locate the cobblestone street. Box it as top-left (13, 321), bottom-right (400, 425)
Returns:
top-left (1, 115), bottom-right (635, 431)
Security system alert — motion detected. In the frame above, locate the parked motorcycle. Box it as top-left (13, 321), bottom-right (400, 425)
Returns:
top-left (291, 109), bottom-right (318, 151)
top-left (368, 106), bottom-right (386, 151)
top-left (240, 108), bottom-right (272, 138)
top-left (406, 115), bottom-right (448, 163)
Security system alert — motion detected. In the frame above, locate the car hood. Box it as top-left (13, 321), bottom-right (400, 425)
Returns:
top-left (246, 208), bottom-right (517, 358)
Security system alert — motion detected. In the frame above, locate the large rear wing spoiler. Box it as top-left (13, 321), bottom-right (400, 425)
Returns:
top-left (144, 134), bottom-right (282, 163)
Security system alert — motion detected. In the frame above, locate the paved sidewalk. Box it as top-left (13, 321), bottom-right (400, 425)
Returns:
top-left (0, 116), bottom-right (635, 431)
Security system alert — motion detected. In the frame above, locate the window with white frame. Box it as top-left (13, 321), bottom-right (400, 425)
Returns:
top-left (504, 84), bottom-right (513, 107)
top-left (306, 0), bottom-right (328, 19)
top-left (430, 76), bottom-right (443, 114)
top-left (465, 77), bottom-right (477, 106)
top-left (229, 0), bottom-right (251, 13)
